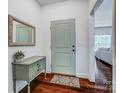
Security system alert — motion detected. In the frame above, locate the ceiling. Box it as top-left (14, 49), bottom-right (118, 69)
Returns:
top-left (36, 0), bottom-right (68, 6)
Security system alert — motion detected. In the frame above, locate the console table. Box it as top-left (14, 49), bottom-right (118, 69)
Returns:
top-left (12, 56), bottom-right (46, 93)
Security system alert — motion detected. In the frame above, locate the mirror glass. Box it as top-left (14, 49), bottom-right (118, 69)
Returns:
top-left (8, 15), bottom-right (35, 46)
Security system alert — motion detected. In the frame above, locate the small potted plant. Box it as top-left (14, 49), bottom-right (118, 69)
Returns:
top-left (13, 50), bottom-right (25, 62)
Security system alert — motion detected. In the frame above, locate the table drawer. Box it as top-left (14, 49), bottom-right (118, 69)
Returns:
top-left (29, 59), bottom-right (46, 81)
top-left (36, 60), bottom-right (46, 74)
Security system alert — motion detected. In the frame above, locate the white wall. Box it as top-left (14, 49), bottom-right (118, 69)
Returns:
top-left (88, 15), bottom-right (95, 82)
top-left (88, 0), bottom-right (97, 82)
top-left (40, 0), bottom-right (89, 78)
top-left (95, 0), bottom-right (112, 27)
top-left (8, 0), bottom-right (42, 93)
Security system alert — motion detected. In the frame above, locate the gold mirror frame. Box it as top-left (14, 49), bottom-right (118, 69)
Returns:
top-left (8, 15), bottom-right (36, 46)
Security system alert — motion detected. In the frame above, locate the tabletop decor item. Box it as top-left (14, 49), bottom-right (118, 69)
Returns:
top-left (13, 50), bottom-right (25, 62)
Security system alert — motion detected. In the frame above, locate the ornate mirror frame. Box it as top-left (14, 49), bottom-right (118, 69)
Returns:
top-left (8, 15), bottom-right (36, 46)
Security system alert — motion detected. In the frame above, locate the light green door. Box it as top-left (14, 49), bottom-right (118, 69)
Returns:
top-left (51, 19), bottom-right (76, 75)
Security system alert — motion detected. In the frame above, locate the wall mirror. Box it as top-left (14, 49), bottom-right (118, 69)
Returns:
top-left (8, 15), bottom-right (36, 46)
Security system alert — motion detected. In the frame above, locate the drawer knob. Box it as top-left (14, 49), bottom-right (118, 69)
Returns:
top-left (37, 65), bottom-right (41, 68)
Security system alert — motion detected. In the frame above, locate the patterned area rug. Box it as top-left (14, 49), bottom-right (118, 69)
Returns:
top-left (50, 75), bottom-right (80, 88)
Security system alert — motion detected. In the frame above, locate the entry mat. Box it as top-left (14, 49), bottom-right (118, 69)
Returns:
top-left (50, 75), bottom-right (80, 88)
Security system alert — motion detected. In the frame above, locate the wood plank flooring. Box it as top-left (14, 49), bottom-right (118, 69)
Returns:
top-left (19, 58), bottom-right (112, 93)
top-left (95, 58), bottom-right (112, 93)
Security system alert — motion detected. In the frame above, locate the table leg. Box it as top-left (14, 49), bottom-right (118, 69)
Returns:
top-left (13, 79), bottom-right (16, 93)
top-left (45, 67), bottom-right (47, 79)
top-left (28, 82), bottom-right (30, 93)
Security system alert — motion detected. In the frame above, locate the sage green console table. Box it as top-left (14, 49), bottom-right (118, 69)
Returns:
top-left (12, 56), bottom-right (46, 93)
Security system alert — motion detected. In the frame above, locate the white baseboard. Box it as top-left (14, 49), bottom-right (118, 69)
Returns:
top-left (89, 77), bottom-right (95, 82)
top-left (45, 72), bottom-right (91, 81)
top-left (76, 73), bottom-right (89, 79)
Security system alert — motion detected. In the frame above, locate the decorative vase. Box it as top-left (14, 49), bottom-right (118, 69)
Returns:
top-left (15, 59), bottom-right (22, 62)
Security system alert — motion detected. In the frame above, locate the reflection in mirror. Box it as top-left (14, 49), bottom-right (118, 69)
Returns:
top-left (8, 15), bottom-right (35, 46)
top-left (13, 21), bottom-right (33, 43)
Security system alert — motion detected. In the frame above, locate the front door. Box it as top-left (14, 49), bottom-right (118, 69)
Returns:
top-left (51, 19), bottom-right (76, 75)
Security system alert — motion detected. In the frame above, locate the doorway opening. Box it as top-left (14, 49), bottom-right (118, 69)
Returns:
top-left (94, 0), bottom-right (113, 92)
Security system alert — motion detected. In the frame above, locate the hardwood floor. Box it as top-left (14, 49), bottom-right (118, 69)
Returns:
top-left (95, 57), bottom-right (112, 93)
top-left (19, 58), bottom-right (112, 93)
top-left (19, 73), bottom-right (96, 93)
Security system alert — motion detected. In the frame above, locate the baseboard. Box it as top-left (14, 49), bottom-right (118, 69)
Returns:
top-left (45, 72), bottom-right (89, 79)
top-left (89, 79), bottom-right (95, 84)
top-left (76, 73), bottom-right (89, 79)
